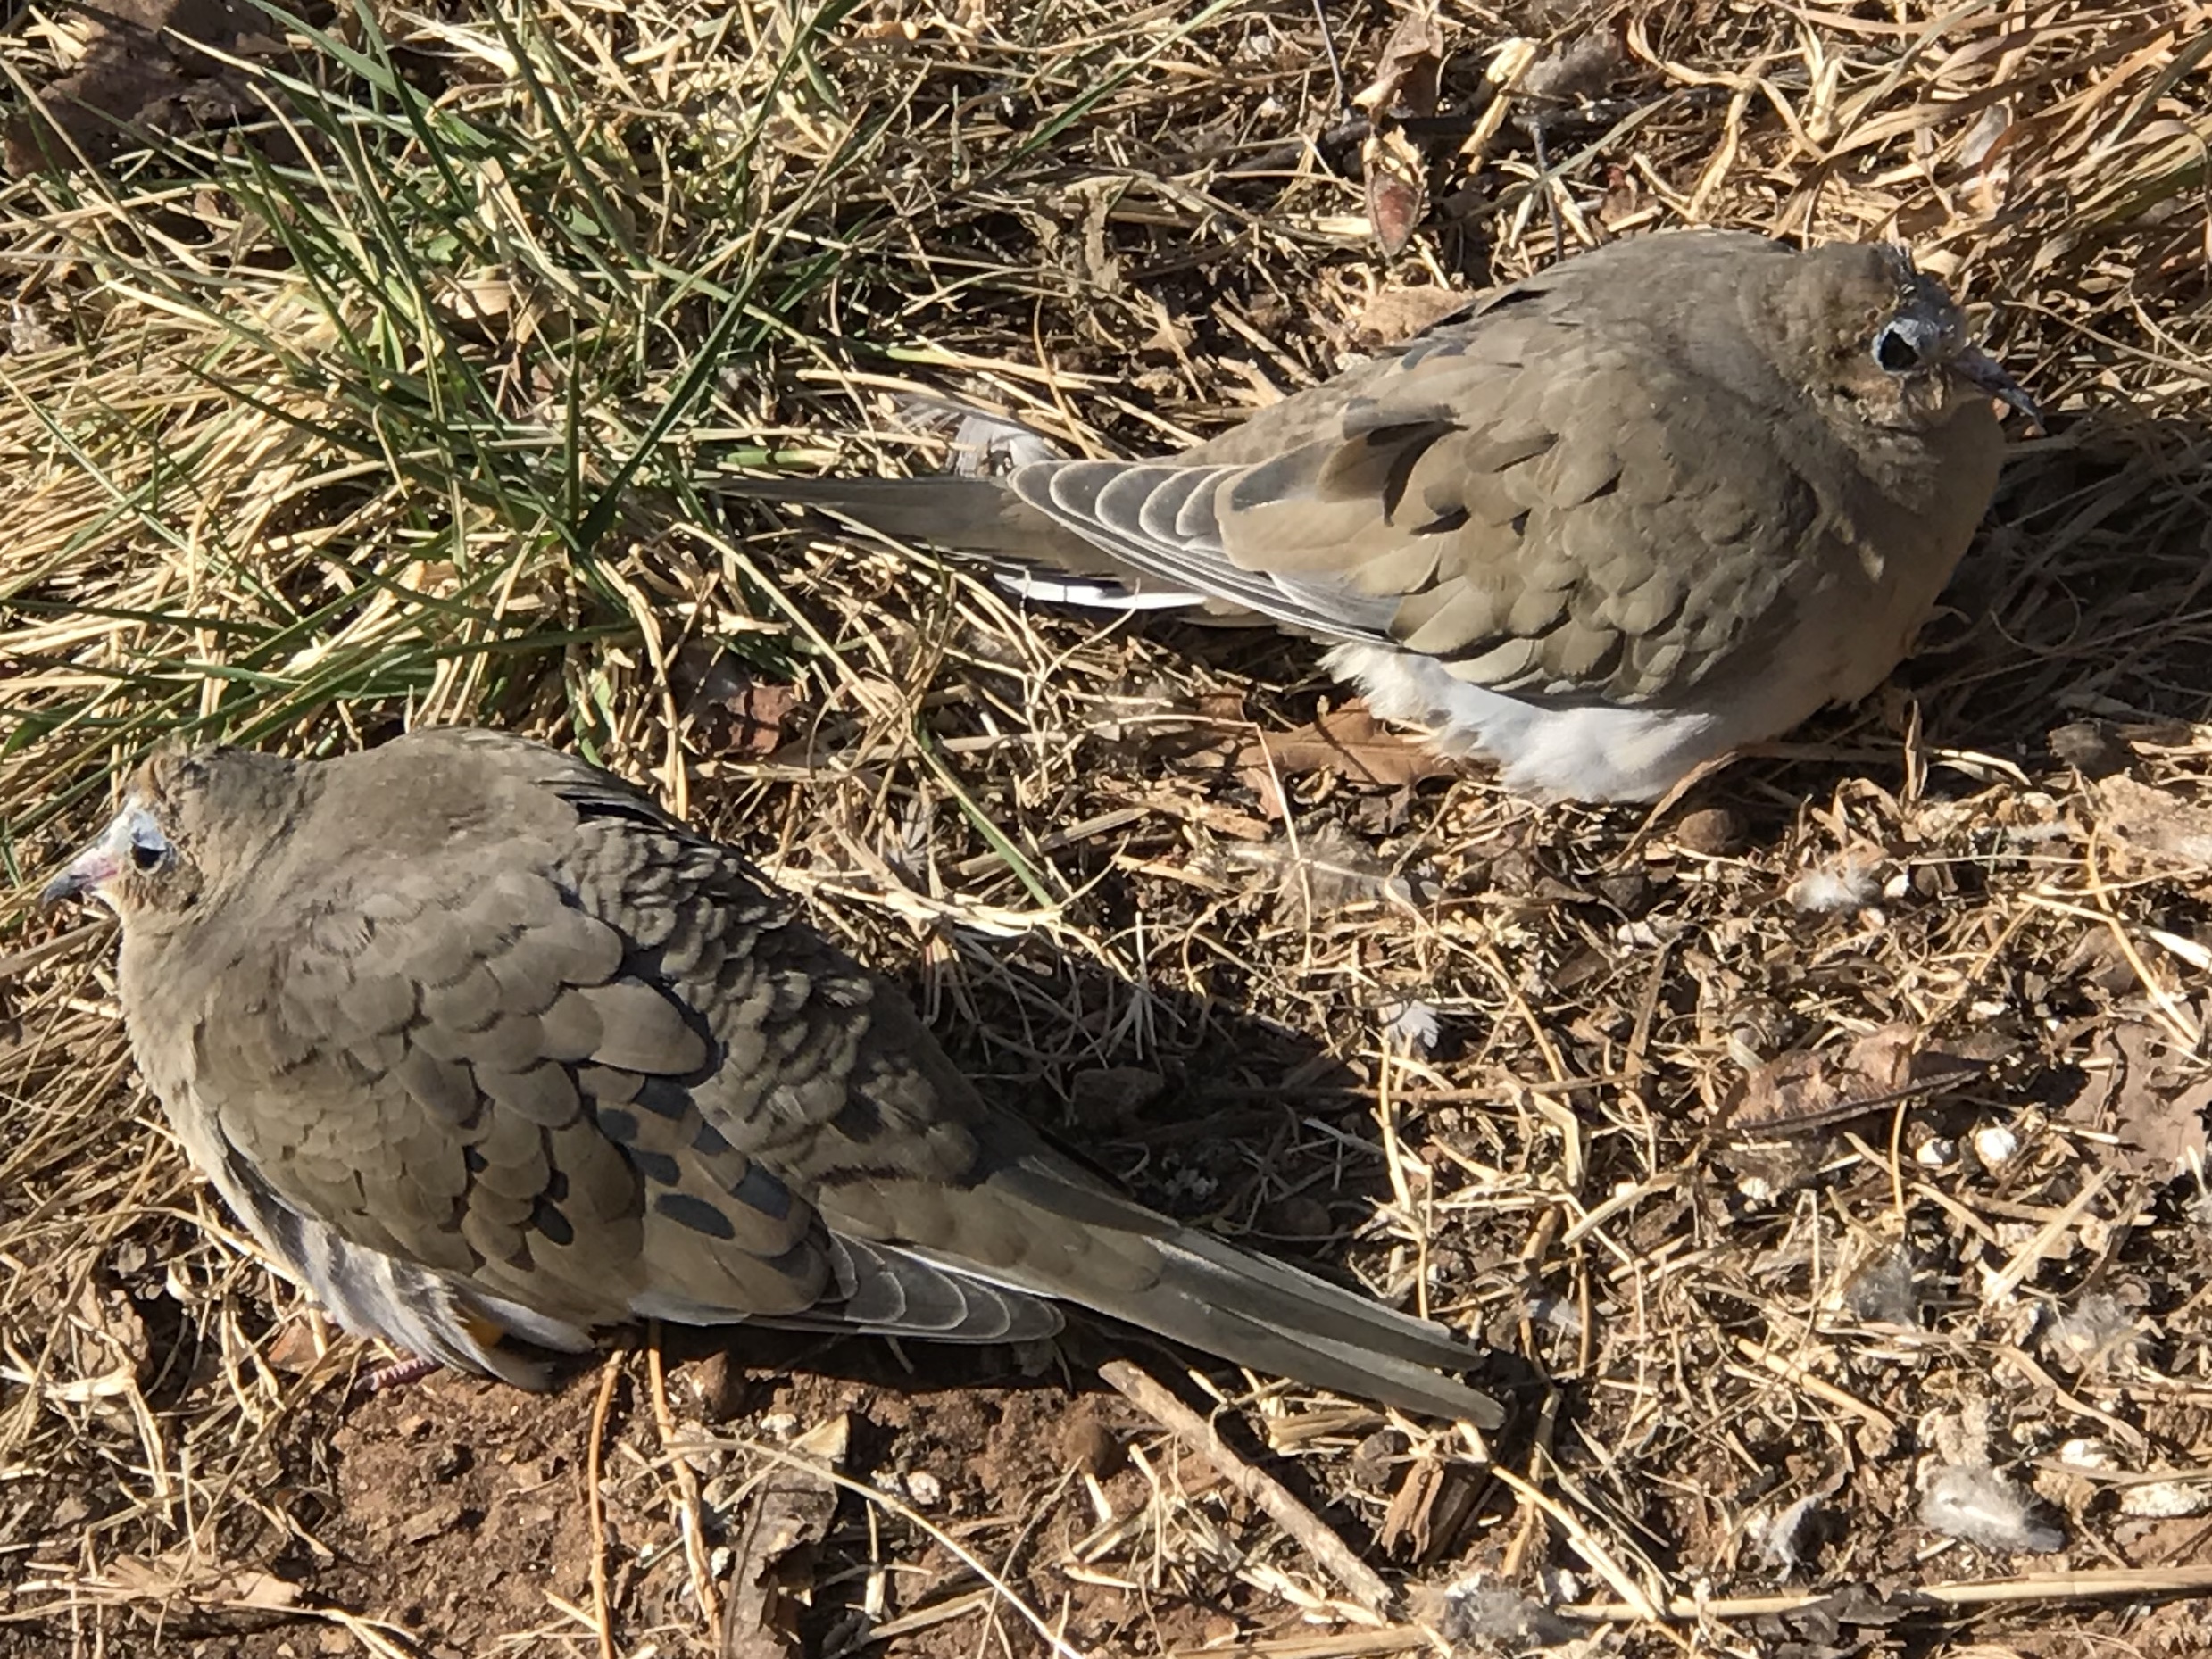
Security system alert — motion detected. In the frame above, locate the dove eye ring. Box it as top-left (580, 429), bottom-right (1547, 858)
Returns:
top-left (1872, 318), bottom-right (1937, 374)
top-left (127, 816), bottom-right (171, 875)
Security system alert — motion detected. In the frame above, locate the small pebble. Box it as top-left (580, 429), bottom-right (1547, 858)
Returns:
top-left (1972, 1124), bottom-right (2020, 1171)
top-left (1059, 1398), bottom-right (1124, 1478)
top-left (2120, 1481), bottom-right (2212, 1518)
top-left (2048, 719), bottom-right (2132, 777)
top-left (1671, 806), bottom-right (1745, 855)
top-left (1349, 1428), bottom-right (1408, 1491)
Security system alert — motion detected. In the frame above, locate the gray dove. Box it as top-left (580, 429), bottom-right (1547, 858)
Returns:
top-left (731, 231), bottom-right (2036, 802)
top-left (40, 728), bottom-right (1502, 1423)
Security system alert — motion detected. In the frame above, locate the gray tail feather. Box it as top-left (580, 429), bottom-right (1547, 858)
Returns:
top-left (722, 475), bottom-right (1249, 617)
top-left (723, 475), bottom-right (1095, 564)
top-left (1114, 1231), bottom-right (1505, 1426)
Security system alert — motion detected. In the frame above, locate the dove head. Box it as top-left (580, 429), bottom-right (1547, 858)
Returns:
top-left (1772, 241), bottom-right (2039, 435)
top-left (41, 746), bottom-right (307, 930)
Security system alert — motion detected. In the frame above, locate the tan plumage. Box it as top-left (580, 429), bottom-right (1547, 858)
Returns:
top-left (41, 729), bottom-right (1502, 1423)
top-left (733, 231), bottom-right (2036, 802)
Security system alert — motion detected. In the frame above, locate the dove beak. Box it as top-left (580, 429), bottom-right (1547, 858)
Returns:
top-left (1956, 347), bottom-right (2042, 431)
top-left (39, 813), bottom-right (131, 910)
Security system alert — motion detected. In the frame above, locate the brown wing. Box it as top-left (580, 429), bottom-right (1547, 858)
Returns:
top-left (997, 247), bottom-right (1831, 706)
top-left (165, 729), bottom-right (1503, 1421)
top-left (178, 730), bottom-right (1063, 1342)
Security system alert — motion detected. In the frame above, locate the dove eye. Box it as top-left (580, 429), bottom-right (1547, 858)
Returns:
top-left (128, 817), bottom-right (172, 874)
top-left (1872, 318), bottom-right (1934, 374)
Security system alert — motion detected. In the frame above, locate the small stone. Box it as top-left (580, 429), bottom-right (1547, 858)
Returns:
top-left (399, 1497), bottom-right (465, 1544)
top-left (1592, 869), bottom-right (1650, 913)
top-left (1671, 806), bottom-right (1745, 855)
top-left (2049, 720), bottom-right (2132, 777)
top-left (1060, 1398), bottom-right (1123, 1478)
top-left (1973, 1124), bottom-right (2020, 1171)
top-left (691, 1351), bottom-right (751, 1422)
top-left (1349, 1428), bottom-right (1408, 1491)
top-left (1843, 1243), bottom-right (1919, 1325)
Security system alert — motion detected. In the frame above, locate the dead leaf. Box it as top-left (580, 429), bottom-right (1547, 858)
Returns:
top-left (1352, 5), bottom-right (1443, 256)
top-left (1352, 5), bottom-right (1443, 118)
top-left (1724, 1024), bottom-right (1986, 1136)
top-left (262, 1315), bottom-right (329, 1376)
top-left (2095, 775), bottom-right (2212, 875)
top-left (103, 1555), bottom-right (305, 1616)
top-left (2066, 1024), bottom-right (2211, 1180)
top-left (1361, 128), bottom-right (1430, 257)
top-left (5, 0), bottom-right (272, 172)
top-left (723, 1415), bottom-right (847, 1659)
top-left (1347, 283), bottom-right (1471, 349)
top-left (1206, 703), bottom-right (1459, 817)
top-left (668, 645), bottom-right (799, 758)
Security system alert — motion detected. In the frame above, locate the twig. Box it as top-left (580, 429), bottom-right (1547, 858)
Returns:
top-left (1170, 1628), bottom-right (1432, 1658)
top-left (1983, 1166), bottom-right (2114, 1305)
top-left (1732, 1337), bottom-right (1897, 1433)
top-left (728, 1432), bottom-right (1093, 1659)
top-left (644, 1328), bottom-right (721, 1631)
top-left (585, 1356), bottom-right (623, 1659)
top-left (1097, 1359), bottom-right (1399, 1622)
top-left (1563, 1562), bottom-right (2212, 1620)
top-left (1486, 1463), bottom-right (1684, 1647)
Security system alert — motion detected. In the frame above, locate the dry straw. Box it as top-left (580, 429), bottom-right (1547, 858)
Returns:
top-left (4, 0), bottom-right (2211, 1654)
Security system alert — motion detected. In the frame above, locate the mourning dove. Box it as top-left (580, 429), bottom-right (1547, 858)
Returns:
top-left (41, 729), bottom-right (1502, 1423)
top-left (734, 231), bottom-right (2036, 802)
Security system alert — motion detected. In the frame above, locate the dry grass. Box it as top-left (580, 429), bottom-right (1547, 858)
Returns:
top-left (4, 0), bottom-right (2212, 1655)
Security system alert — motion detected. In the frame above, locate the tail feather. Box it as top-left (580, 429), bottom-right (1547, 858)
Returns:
top-left (911, 1214), bottom-right (1505, 1425)
top-left (725, 475), bottom-right (1266, 621)
top-left (729, 475), bottom-right (1098, 566)
top-left (1132, 1230), bottom-right (1505, 1426)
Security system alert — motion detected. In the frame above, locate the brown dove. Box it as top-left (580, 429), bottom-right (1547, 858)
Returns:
top-left (732, 231), bottom-right (2036, 802)
top-left (40, 728), bottom-right (1502, 1423)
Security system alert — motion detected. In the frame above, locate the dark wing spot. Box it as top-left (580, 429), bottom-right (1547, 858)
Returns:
top-left (629, 1149), bottom-right (681, 1186)
top-left (1418, 504), bottom-right (1470, 535)
top-left (531, 1198), bottom-right (576, 1247)
top-left (1509, 510), bottom-right (1531, 537)
top-left (730, 1161), bottom-right (794, 1223)
top-left (832, 1093), bottom-right (885, 1141)
top-left (635, 1079), bottom-right (694, 1121)
top-left (595, 1107), bottom-right (642, 1145)
top-left (654, 1192), bottom-right (736, 1240)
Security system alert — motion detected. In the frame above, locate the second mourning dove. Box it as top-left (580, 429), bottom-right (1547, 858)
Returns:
top-left (736, 231), bottom-right (2037, 802)
top-left (41, 729), bottom-right (1502, 1423)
